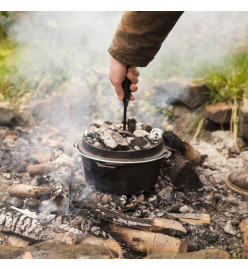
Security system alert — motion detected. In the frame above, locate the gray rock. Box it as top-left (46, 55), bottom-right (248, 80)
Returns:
top-left (179, 205), bottom-right (190, 213)
top-left (0, 102), bottom-right (15, 125)
top-left (224, 220), bottom-right (238, 235)
top-left (25, 198), bottom-right (40, 210)
top-left (5, 196), bottom-right (24, 208)
top-left (155, 77), bottom-right (209, 108)
top-left (91, 226), bottom-right (101, 236)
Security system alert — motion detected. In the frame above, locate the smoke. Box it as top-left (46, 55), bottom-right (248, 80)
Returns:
top-left (8, 11), bottom-right (248, 134)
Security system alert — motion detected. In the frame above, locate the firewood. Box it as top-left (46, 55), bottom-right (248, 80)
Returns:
top-left (168, 213), bottom-right (211, 224)
top-left (162, 153), bottom-right (203, 190)
top-left (27, 153), bottom-right (74, 176)
top-left (0, 208), bottom-right (84, 244)
top-left (8, 184), bottom-right (52, 198)
top-left (27, 163), bottom-right (55, 176)
top-left (7, 235), bottom-right (30, 248)
top-left (50, 166), bottom-right (72, 215)
top-left (109, 224), bottom-right (187, 254)
top-left (81, 235), bottom-right (123, 258)
top-left (73, 201), bottom-right (152, 229)
top-left (163, 131), bottom-right (204, 165)
top-left (141, 217), bottom-right (187, 235)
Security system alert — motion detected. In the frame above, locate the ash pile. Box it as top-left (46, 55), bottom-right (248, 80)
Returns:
top-left (0, 121), bottom-right (247, 259)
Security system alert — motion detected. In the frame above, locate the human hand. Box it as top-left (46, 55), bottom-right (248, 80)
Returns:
top-left (109, 56), bottom-right (140, 101)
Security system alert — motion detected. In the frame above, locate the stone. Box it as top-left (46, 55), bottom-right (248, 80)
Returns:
top-left (4, 196), bottom-right (24, 208)
top-left (31, 96), bottom-right (70, 128)
top-left (224, 220), bottom-right (238, 236)
top-left (91, 226), bottom-right (101, 236)
top-left (155, 77), bottom-right (209, 108)
top-left (179, 205), bottom-right (190, 213)
top-left (172, 105), bottom-right (204, 135)
top-left (0, 102), bottom-right (15, 125)
top-left (25, 198), bottom-right (41, 210)
top-left (146, 248), bottom-right (230, 259)
top-left (239, 89), bottom-right (248, 140)
top-left (204, 102), bottom-right (232, 124)
top-left (14, 106), bottom-right (36, 127)
top-left (239, 218), bottom-right (248, 258)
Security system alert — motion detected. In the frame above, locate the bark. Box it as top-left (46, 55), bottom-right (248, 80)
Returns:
top-left (27, 164), bottom-right (55, 176)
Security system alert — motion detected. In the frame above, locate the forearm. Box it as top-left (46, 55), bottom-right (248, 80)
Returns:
top-left (108, 11), bottom-right (184, 67)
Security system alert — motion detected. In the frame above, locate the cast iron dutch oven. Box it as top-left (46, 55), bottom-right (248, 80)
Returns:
top-left (76, 138), bottom-right (170, 195)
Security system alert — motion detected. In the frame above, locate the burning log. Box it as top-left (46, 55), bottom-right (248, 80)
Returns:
top-left (109, 224), bottom-right (188, 254)
top-left (162, 153), bottom-right (203, 190)
top-left (0, 208), bottom-right (84, 244)
top-left (162, 131), bottom-right (205, 165)
top-left (168, 213), bottom-right (211, 225)
top-left (8, 184), bottom-right (52, 198)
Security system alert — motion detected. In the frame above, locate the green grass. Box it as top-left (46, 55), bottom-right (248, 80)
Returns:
top-left (202, 46), bottom-right (248, 105)
top-left (0, 38), bottom-right (32, 102)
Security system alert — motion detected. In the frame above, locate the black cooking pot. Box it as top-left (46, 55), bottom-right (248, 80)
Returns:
top-left (76, 138), bottom-right (170, 195)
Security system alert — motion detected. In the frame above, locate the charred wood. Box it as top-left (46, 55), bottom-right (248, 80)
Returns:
top-left (162, 153), bottom-right (203, 190)
top-left (73, 201), bottom-right (152, 229)
top-left (162, 131), bottom-right (205, 165)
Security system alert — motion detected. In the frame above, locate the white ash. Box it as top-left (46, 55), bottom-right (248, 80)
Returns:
top-left (83, 121), bottom-right (162, 151)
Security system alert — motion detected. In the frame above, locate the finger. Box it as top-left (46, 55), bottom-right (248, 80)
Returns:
top-left (130, 93), bottom-right (135, 100)
top-left (127, 72), bottom-right (138, 84)
top-left (130, 84), bottom-right (138, 92)
top-left (128, 67), bottom-right (140, 77)
top-left (114, 84), bottom-right (124, 100)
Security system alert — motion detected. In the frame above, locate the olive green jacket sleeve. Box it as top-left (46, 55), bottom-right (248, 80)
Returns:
top-left (108, 11), bottom-right (184, 67)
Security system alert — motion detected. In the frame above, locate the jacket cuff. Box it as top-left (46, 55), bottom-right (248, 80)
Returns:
top-left (108, 47), bottom-right (152, 67)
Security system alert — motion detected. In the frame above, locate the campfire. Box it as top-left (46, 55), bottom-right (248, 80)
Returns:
top-left (0, 117), bottom-right (247, 259)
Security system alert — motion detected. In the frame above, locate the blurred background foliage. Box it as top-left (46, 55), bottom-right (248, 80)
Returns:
top-left (0, 12), bottom-right (248, 129)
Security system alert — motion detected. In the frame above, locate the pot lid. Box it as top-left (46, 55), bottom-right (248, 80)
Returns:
top-left (76, 138), bottom-right (171, 164)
